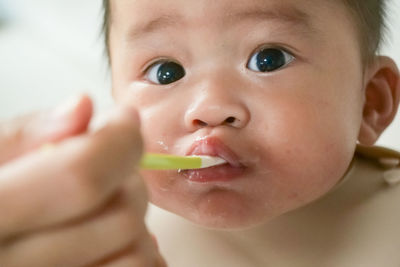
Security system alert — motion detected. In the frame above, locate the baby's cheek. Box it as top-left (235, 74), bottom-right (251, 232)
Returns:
top-left (252, 100), bottom-right (352, 201)
top-left (140, 170), bottom-right (174, 207)
top-left (140, 105), bottom-right (183, 150)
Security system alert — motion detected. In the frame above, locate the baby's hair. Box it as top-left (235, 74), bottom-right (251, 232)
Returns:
top-left (103, 0), bottom-right (111, 60)
top-left (342, 0), bottom-right (388, 67)
top-left (102, 0), bottom-right (388, 67)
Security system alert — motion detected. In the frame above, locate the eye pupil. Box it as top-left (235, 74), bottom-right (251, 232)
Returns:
top-left (157, 62), bottom-right (185, 85)
top-left (256, 48), bottom-right (286, 72)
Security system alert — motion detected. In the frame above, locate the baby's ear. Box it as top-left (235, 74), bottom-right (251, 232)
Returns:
top-left (358, 56), bottom-right (400, 146)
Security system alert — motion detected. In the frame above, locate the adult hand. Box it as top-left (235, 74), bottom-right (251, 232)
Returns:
top-left (0, 95), bottom-right (166, 266)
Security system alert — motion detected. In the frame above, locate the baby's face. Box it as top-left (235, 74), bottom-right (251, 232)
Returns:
top-left (110, 0), bottom-right (366, 229)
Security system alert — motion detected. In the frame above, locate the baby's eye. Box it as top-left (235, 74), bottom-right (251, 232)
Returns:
top-left (146, 61), bottom-right (185, 85)
top-left (247, 48), bottom-right (294, 73)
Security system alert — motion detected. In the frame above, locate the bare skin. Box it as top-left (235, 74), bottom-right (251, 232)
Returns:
top-left (110, 0), bottom-right (400, 229)
top-left (0, 95), bottom-right (166, 266)
top-left (0, 0), bottom-right (399, 266)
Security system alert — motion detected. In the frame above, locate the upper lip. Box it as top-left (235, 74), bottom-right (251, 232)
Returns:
top-left (186, 137), bottom-right (244, 168)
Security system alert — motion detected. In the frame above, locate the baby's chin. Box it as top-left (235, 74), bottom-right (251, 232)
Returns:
top-left (186, 213), bottom-right (274, 231)
top-left (175, 206), bottom-right (276, 231)
top-left (151, 190), bottom-right (277, 230)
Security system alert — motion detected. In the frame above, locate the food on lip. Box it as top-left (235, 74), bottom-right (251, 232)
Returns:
top-left (186, 137), bottom-right (243, 168)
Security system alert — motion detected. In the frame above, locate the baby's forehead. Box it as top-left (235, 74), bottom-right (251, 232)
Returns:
top-left (114, 0), bottom-right (346, 22)
top-left (109, 0), bottom-right (360, 61)
top-left (113, 0), bottom-right (330, 37)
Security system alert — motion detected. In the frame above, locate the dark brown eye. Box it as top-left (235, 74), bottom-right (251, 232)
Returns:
top-left (247, 48), bottom-right (294, 72)
top-left (147, 61), bottom-right (185, 85)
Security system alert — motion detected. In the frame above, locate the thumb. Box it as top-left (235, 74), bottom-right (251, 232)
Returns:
top-left (0, 94), bottom-right (93, 165)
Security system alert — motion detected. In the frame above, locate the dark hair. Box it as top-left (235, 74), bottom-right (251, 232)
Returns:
top-left (342, 0), bottom-right (388, 66)
top-left (102, 0), bottom-right (388, 67)
top-left (103, 0), bottom-right (111, 58)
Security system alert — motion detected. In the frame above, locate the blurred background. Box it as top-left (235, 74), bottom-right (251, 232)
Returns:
top-left (0, 0), bottom-right (399, 149)
top-left (0, 0), bottom-right (112, 117)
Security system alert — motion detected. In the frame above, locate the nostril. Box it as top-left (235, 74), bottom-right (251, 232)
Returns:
top-left (225, 117), bottom-right (236, 124)
top-left (193, 119), bottom-right (208, 127)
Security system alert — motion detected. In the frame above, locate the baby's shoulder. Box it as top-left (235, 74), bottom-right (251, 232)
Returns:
top-left (318, 145), bottom-right (400, 262)
top-left (342, 145), bottom-right (400, 264)
top-left (271, 145), bottom-right (400, 266)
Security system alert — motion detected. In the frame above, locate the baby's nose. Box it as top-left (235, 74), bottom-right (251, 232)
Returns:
top-left (184, 100), bottom-right (250, 131)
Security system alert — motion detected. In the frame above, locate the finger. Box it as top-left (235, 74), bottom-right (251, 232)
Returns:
top-left (0, 105), bottom-right (143, 238)
top-left (96, 238), bottom-right (167, 267)
top-left (97, 246), bottom-right (168, 267)
top-left (99, 252), bottom-right (147, 267)
top-left (95, 244), bottom-right (156, 267)
top-left (93, 230), bottom-right (159, 267)
top-left (0, 94), bottom-right (93, 165)
top-left (0, 189), bottom-right (148, 267)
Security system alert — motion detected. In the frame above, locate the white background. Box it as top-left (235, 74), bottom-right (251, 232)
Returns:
top-left (0, 0), bottom-right (399, 149)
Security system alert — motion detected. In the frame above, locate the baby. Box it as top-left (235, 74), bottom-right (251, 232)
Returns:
top-left (105, 0), bottom-right (400, 265)
top-left (0, 0), bottom-right (399, 266)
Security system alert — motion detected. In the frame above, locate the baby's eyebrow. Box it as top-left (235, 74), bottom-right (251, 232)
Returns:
top-left (233, 6), bottom-right (314, 31)
top-left (126, 5), bottom-right (317, 40)
top-left (126, 14), bottom-right (183, 40)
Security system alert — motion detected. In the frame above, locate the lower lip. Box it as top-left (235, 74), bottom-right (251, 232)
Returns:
top-left (181, 164), bottom-right (246, 183)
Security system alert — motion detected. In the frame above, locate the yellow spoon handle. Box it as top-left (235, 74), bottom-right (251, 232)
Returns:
top-left (140, 153), bottom-right (202, 170)
top-left (40, 144), bottom-right (218, 170)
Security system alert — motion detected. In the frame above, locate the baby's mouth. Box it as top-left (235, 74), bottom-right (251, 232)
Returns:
top-left (186, 137), bottom-right (244, 168)
top-left (182, 137), bottom-right (246, 183)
